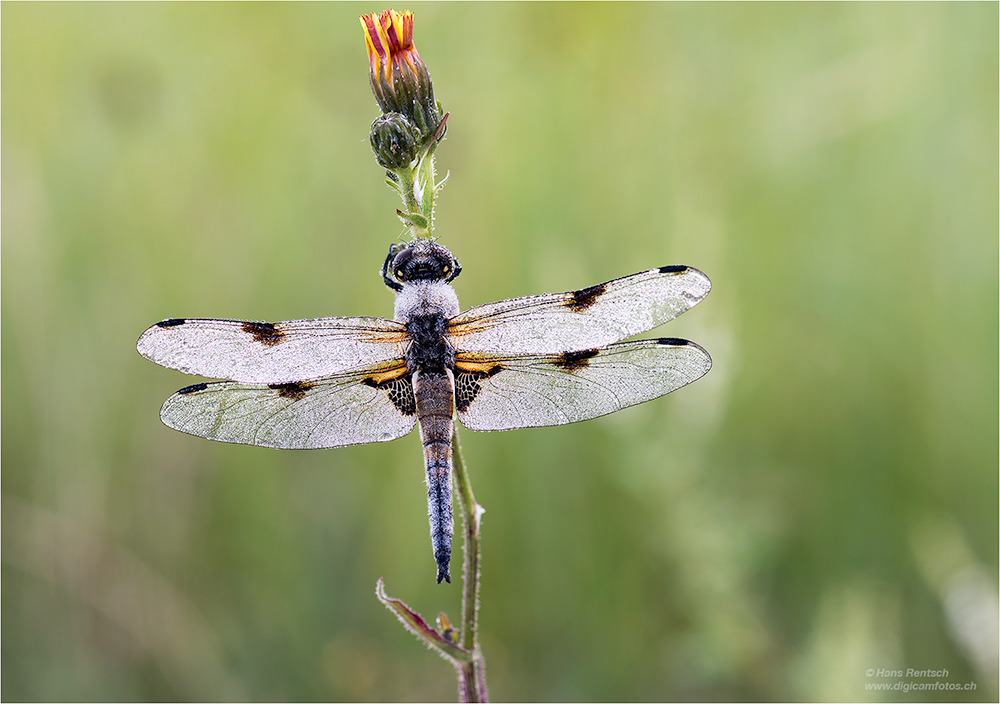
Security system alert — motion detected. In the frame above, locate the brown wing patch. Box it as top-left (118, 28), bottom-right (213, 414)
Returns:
top-left (268, 381), bottom-right (314, 401)
top-left (359, 329), bottom-right (412, 344)
top-left (566, 282), bottom-right (607, 312)
top-left (455, 364), bottom-right (502, 412)
top-left (242, 321), bottom-right (286, 346)
top-left (360, 361), bottom-right (410, 387)
top-left (362, 373), bottom-right (416, 416)
top-left (454, 357), bottom-right (504, 375)
top-left (553, 348), bottom-right (600, 371)
top-left (361, 362), bottom-right (415, 416)
top-left (446, 316), bottom-right (501, 341)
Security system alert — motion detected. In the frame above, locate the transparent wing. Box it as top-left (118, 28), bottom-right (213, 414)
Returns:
top-left (454, 338), bottom-right (711, 431)
top-left (448, 266), bottom-right (710, 355)
top-left (137, 316), bottom-right (407, 384)
top-left (159, 362), bottom-right (416, 449)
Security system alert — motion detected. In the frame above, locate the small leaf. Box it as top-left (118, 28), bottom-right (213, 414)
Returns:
top-left (437, 611), bottom-right (459, 644)
top-left (376, 578), bottom-right (472, 663)
top-left (396, 209), bottom-right (429, 229)
top-left (429, 111), bottom-right (449, 148)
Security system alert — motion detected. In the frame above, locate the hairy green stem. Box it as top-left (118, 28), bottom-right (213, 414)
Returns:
top-left (451, 428), bottom-right (488, 702)
top-left (390, 115), bottom-right (448, 240)
top-left (394, 166), bottom-right (429, 238)
top-left (415, 151), bottom-right (435, 231)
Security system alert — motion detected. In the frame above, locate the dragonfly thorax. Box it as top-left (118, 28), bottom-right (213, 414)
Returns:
top-left (405, 313), bottom-right (455, 373)
top-left (394, 280), bottom-right (460, 323)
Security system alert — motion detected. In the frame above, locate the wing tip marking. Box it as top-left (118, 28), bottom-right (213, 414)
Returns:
top-left (655, 336), bottom-right (710, 354)
top-left (177, 382), bottom-right (209, 395)
top-left (242, 321), bottom-right (286, 346)
top-left (656, 337), bottom-right (712, 368)
top-left (157, 318), bottom-right (187, 328)
top-left (659, 265), bottom-right (712, 303)
top-left (655, 337), bottom-right (691, 346)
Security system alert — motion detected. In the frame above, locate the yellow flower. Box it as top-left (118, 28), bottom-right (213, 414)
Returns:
top-left (360, 9), bottom-right (443, 142)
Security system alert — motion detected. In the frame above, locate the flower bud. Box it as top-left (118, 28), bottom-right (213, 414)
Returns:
top-left (360, 9), bottom-right (444, 144)
top-left (370, 112), bottom-right (421, 169)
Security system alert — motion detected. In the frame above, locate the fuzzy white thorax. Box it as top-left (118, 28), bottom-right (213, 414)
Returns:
top-left (394, 281), bottom-right (461, 322)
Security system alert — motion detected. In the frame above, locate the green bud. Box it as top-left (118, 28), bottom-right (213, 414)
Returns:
top-left (370, 112), bottom-right (422, 170)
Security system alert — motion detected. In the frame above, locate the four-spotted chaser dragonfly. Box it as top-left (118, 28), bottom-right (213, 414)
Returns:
top-left (137, 239), bottom-right (712, 583)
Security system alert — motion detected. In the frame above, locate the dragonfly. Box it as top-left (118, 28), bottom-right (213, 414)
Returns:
top-left (137, 239), bottom-right (712, 583)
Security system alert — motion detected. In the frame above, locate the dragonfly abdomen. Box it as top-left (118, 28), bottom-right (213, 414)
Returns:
top-left (413, 369), bottom-right (455, 583)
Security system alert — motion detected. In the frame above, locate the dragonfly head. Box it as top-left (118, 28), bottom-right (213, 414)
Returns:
top-left (383, 240), bottom-right (461, 289)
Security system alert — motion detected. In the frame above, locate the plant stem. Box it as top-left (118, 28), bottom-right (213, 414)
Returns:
top-left (394, 167), bottom-right (429, 239)
top-left (451, 427), bottom-right (488, 702)
top-left (391, 115), bottom-right (448, 240)
top-left (415, 151), bottom-right (435, 232)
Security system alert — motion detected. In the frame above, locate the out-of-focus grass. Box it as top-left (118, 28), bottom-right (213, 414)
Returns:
top-left (2, 3), bottom-right (996, 701)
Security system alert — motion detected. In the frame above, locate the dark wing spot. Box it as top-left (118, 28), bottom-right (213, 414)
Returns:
top-left (658, 265), bottom-right (689, 274)
top-left (363, 373), bottom-right (416, 416)
top-left (268, 381), bottom-right (314, 401)
top-left (386, 377), bottom-right (416, 416)
top-left (655, 337), bottom-right (689, 346)
top-left (242, 321), bottom-right (285, 346)
top-left (455, 365), bottom-right (503, 412)
top-left (157, 318), bottom-right (186, 327)
top-left (553, 348), bottom-right (600, 371)
top-left (177, 382), bottom-right (208, 394)
top-left (566, 282), bottom-right (608, 312)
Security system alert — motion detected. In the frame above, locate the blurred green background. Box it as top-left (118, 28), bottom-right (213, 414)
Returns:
top-left (3, 3), bottom-right (997, 701)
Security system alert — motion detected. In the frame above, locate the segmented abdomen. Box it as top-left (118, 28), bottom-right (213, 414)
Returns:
top-left (413, 369), bottom-right (455, 584)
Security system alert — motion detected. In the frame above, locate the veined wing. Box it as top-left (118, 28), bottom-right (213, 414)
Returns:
top-left (454, 338), bottom-right (711, 431)
top-left (137, 316), bottom-right (407, 384)
top-left (159, 360), bottom-right (416, 449)
top-left (447, 266), bottom-right (710, 355)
